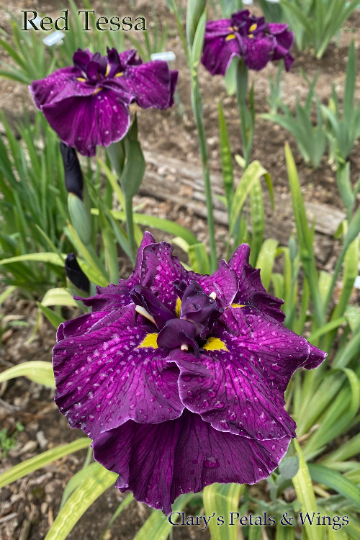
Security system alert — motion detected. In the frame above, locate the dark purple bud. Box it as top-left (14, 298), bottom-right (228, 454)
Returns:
top-left (157, 319), bottom-right (199, 357)
top-left (65, 253), bottom-right (90, 293)
top-left (60, 142), bottom-right (83, 200)
top-left (130, 286), bottom-right (173, 330)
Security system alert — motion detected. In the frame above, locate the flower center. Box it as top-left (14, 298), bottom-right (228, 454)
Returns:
top-left (130, 281), bottom-right (224, 356)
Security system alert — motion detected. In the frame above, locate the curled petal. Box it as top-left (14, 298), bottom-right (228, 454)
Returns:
top-left (191, 260), bottom-right (238, 308)
top-left (157, 319), bottom-right (198, 355)
top-left (78, 232), bottom-right (155, 312)
top-left (305, 343), bottom-right (328, 369)
top-left (73, 48), bottom-right (93, 72)
top-left (170, 343), bottom-right (296, 440)
top-left (93, 410), bottom-right (291, 514)
top-left (119, 49), bottom-right (143, 67)
top-left (221, 306), bottom-right (317, 392)
top-left (103, 61), bottom-right (177, 109)
top-left (140, 242), bottom-right (187, 310)
top-left (229, 244), bottom-right (285, 322)
top-left (53, 306), bottom-right (183, 439)
top-left (30, 67), bottom-right (95, 110)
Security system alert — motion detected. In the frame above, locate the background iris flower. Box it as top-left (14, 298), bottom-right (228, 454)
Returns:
top-left (53, 233), bottom-right (326, 514)
top-left (201, 9), bottom-right (294, 76)
top-left (30, 48), bottom-right (178, 156)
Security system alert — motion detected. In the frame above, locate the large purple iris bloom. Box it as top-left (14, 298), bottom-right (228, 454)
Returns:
top-left (53, 233), bottom-right (326, 514)
top-left (201, 10), bottom-right (294, 76)
top-left (30, 48), bottom-right (178, 157)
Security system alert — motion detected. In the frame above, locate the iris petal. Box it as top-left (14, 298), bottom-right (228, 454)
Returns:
top-left (93, 410), bottom-right (291, 515)
top-left (53, 306), bottom-right (184, 439)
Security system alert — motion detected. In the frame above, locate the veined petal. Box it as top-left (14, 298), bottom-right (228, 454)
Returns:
top-left (171, 341), bottom-right (297, 440)
top-left (222, 306), bottom-right (314, 392)
top-left (229, 244), bottom-right (285, 322)
top-left (41, 90), bottom-right (130, 157)
top-left (140, 242), bottom-right (187, 311)
top-left (79, 232), bottom-right (156, 312)
top-left (191, 260), bottom-right (238, 308)
top-left (201, 34), bottom-right (241, 76)
top-left (104, 61), bottom-right (177, 110)
top-left (119, 49), bottom-right (142, 67)
top-left (244, 36), bottom-right (274, 71)
top-left (93, 410), bottom-right (291, 514)
top-left (30, 67), bottom-right (95, 110)
top-left (53, 306), bottom-right (183, 439)
top-left (204, 18), bottom-right (232, 37)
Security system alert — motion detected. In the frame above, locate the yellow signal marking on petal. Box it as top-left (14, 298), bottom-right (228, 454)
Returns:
top-left (225, 33), bottom-right (236, 41)
top-left (92, 87), bottom-right (102, 96)
top-left (203, 337), bottom-right (229, 352)
top-left (76, 77), bottom-right (86, 82)
top-left (137, 333), bottom-right (159, 349)
top-left (105, 63), bottom-right (110, 77)
top-left (248, 34), bottom-right (254, 38)
top-left (231, 303), bottom-right (246, 308)
top-left (249, 23), bottom-right (257, 33)
top-left (115, 72), bottom-right (123, 77)
top-left (175, 297), bottom-right (182, 318)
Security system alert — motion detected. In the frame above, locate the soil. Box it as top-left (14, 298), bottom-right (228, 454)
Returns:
top-left (0, 0), bottom-right (360, 539)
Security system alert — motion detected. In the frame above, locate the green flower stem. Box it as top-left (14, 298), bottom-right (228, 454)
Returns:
top-left (124, 194), bottom-right (136, 265)
top-left (236, 61), bottom-right (253, 169)
top-left (191, 82), bottom-right (217, 273)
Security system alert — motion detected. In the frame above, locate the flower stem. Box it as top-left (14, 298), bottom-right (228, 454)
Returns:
top-left (124, 194), bottom-right (136, 265)
top-left (236, 61), bottom-right (253, 169)
top-left (191, 83), bottom-right (217, 273)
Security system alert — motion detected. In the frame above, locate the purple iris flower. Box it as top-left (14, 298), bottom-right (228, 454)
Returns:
top-left (30, 48), bottom-right (178, 157)
top-left (52, 233), bottom-right (326, 514)
top-left (201, 9), bottom-right (294, 76)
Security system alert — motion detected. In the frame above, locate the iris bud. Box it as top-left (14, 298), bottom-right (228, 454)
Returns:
top-left (65, 253), bottom-right (90, 293)
top-left (186, 0), bottom-right (207, 48)
top-left (60, 142), bottom-right (92, 246)
top-left (60, 142), bottom-right (83, 200)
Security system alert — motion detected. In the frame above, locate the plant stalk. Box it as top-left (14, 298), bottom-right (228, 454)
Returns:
top-left (124, 194), bottom-right (136, 265)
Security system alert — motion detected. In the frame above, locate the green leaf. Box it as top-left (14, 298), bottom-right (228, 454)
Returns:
top-left (292, 441), bottom-right (321, 540)
top-left (64, 223), bottom-right (109, 287)
top-left (218, 101), bottom-right (234, 208)
top-left (108, 210), bottom-right (198, 245)
top-left (45, 464), bottom-right (116, 540)
top-left (308, 464), bottom-right (360, 507)
top-left (285, 144), bottom-right (324, 327)
top-left (0, 361), bottom-right (55, 388)
top-left (41, 288), bottom-right (77, 307)
top-left (133, 494), bottom-right (194, 540)
top-left (186, 0), bottom-right (206, 48)
top-left (230, 160), bottom-right (268, 234)
top-left (97, 156), bottom-right (125, 209)
top-left (255, 240), bottom-right (279, 290)
top-left (0, 252), bottom-right (65, 266)
top-left (0, 438), bottom-right (91, 488)
top-left (279, 456), bottom-right (300, 480)
top-left (275, 524), bottom-right (295, 540)
top-left (37, 303), bottom-right (65, 329)
top-left (120, 138), bottom-right (145, 199)
top-left (188, 242), bottom-right (210, 274)
top-left (60, 463), bottom-right (100, 508)
top-left (203, 483), bottom-right (244, 540)
top-left (0, 285), bottom-right (16, 306)
top-left (308, 316), bottom-right (346, 343)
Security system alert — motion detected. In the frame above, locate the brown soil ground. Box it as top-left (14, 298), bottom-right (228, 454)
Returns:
top-left (0, 1), bottom-right (360, 539)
